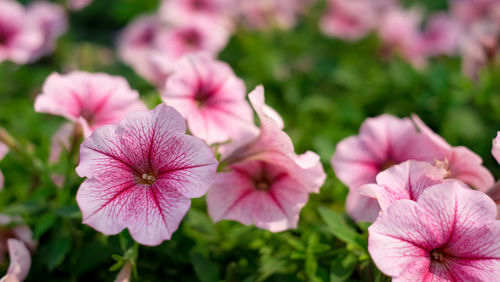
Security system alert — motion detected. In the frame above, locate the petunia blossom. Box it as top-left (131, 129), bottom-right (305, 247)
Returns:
top-left (0, 0), bottom-right (43, 64)
top-left (159, 0), bottom-right (235, 27)
top-left (369, 181), bottom-right (500, 281)
top-left (420, 13), bottom-right (461, 57)
top-left (162, 54), bottom-right (253, 145)
top-left (238, 0), bottom-right (302, 30)
top-left (493, 132), bottom-right (500, 165)
top-left (76, 104), bottom-right (218, 246)
top-left (0, 142), bottom-right (7, 190)
top-left (412, 114), bottom-right (494, 191)
top-left (359, 160), bottom-right (448, 211)
top-left (34, 71), bottom-right (147, 138)
top-left (26, 1), bottom-right (68, 61)
top-left (320, 0), bottom-right (378, 41)
top-left (331, 114), bottom-right (435, 222)
top-left (0, 215), bottom-right (35, 267)
top-left (0, 239), bottom-right (31, 282)
top-left (207, 86), bottom-right (326, 232)
top-left (67, 0), bottom-right (92, 11)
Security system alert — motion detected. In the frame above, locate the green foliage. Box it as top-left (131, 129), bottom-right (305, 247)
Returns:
top-left (1, 0), bottom-right (499, 281)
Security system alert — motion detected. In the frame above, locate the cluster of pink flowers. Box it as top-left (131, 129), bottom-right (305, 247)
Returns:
top-left (332, 114), bottom-right (500, 279)
top-left (320, 0), bottom-right (500, 76)
top-left (0, 0), bottom-right (67, 65)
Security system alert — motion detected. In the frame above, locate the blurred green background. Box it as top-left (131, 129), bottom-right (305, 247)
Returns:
top-left (1, 0), bottom-right (500, 281)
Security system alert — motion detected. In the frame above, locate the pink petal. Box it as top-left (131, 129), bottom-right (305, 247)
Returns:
top-left (359, 160), bottom-right (447, 211)
top-left (0, 239), bottom-right (31, 282)
top-left (49, 123), bottom-right (74, 163)
top-left (115, 262), bottom-right (131, 282)
top-left (448, 146), bottom-right (494, 191)
top-left (492, 132), bottom-right (500, 165)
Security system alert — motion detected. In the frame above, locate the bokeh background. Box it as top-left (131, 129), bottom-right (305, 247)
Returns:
top-left (1, 0), bottom-right (500, 281)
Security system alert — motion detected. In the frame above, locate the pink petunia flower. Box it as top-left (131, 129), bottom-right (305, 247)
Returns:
top-left (238, 0), bottom-right (306, 30)
top-left (0, 142), bottom-right (7, 190)
top-left (0, 215), bottom-right (36, 266)
top-left (420, 13), bottom-right (461, 57)
top-left (493, 132), bottom-right (500, 165)
top-left (359, 160), bottom-right (448, 211)
top-left (34, 71), bottom-right (147, 138)
top-left (26, 1), bottom-right (68, 61)
top-left (369, 181), bottom-right (500, 281)
top-left (75, 104), bottom-right (218, 246)
top-left (0, 239), bottom-right (31, 282)
top-left (0, 0), bottom-right (43, 64)
top-left (331, 114), bottom-right (435, 222)
top-left (159, 0), bottom-right (235, 27)
top-left (207, 86), bottom-right (326, 232)
top-left (162, 54), bottom-right (253, 145)
top-left (320, 0), bottom-right (378, 41)
top-left (411, 114), bottom-right (494, 191)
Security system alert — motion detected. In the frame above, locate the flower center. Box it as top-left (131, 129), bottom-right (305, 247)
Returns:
top-left (182, 29), bottom-right (202, 48)
top-left (138, 173), bottom-right (156, 185)
top-left (255, 181), bottom-right (271, 191)
top-left (192, 0), bottom-right (209, 10)
top-left (431, 249), bottom-right (445, 262)
top-left (380, 160), bottom-right (396, 171)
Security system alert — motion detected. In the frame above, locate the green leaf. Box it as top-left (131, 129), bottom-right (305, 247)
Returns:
top-left (33, 213), bottom-right (57, 239)
top-left (330, 253), bottom-right (358, 282)
top-left (191, 252), bottom-right (219, 282)
top-left (55, 205), bottom-right (81, 219)
top-left (318, 206), bottom-right (367, 251)
top-left (47, 236), bottom-right (72, 271)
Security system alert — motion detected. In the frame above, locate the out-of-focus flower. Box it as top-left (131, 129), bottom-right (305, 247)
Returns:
top-left (115, 262), bottom-right (131, 282)
top-left (420, 13), bottom-right (461, 57)
top-left (0, 142), bottom-right (7, 190)
top-left (34, 71), bottom-right (147, 138)
top-left (207, 86), bottom-right (326, 232)
top-left (159, 0), bottom-right (235, 27)
top-left (320, 0), bottom-right (378, 41)
top-left (0, 239), bottom-right (31, 282)
top-left (412, 114), bottom-right (494, 191)
top-left (67, 0), bottom-right (92, 11)
top-left (162, 54), bottom-right (253, 145)
top-left (360, 160), bottom-right (448, 211)
top-left (0, 215), bottom-right (36, 266)
top-left (26, 1), bottom-right (68, 61)
top-left (378, 8), bottom-right (427, 68)
top-left (238, 0), bottom-right (303, 30)
top-left (76, 104), bottom-right (218, 246)
top-left (0, 0), bottom-right (43, 64)
top-left (493, 132), bottom-right (500, 164)
top-left (369, 182), bottom-right (500, 281)
top-left (331, 114), bottom-right (435, 222)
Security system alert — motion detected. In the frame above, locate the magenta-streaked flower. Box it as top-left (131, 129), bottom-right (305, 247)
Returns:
top-left (0, 142), bottom-right (7, 190)
top-left (67, 0), bottom-right (92, 11)
top-left (369, 182), bottom-right (500, 281)
top-left (162, 54), bottom-right (253, 145)
top-left (320, 0), bottom-right (378, 41)
top-left (0, 0), bottom-right (43, 64)
top-left (331, 114), bottom-right (435, 222)
top-left (412, 114), bottom-right (494, 191)
top-left (360, 160), bottom-right (448, 211)
top-left (207, 86), bottom-right (326, 232)
top-left (75, 104), bottom-right (218, 246)
top-left (34, 71), bottom-right (147, 138)
top-left (0, 239), bottom-right (31, 282)
top-left (26, 1), bottom-right (68, 61)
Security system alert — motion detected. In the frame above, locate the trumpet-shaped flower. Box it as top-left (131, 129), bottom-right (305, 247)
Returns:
top-left (0, 0), bottom-right (43, 64)
top-left (76, 104), bottom-right (218, 246)
top-left (369, 182), bottom-right (500, 281)
top-left (0, 239), bottom-right (31, 282)
top-left (207, 86), bottom-right (326, 232)
top-left (34, 71), bottom-right (147, 138)
top-left (162, 54), bottom-right (253, 144)
top-left (360, 160), bottom-right (448, 211)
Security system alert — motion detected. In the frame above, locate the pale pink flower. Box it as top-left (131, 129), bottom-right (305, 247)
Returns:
top-left (378, 8), bottom-right (427, 68)
top-left (369, 181), bottom-right (500, 281)
top-left (26, 1), bottom-right (68, 61)
top-left (67, 0), bottom-right (92, 11)
top-left (493, 132), bottom-right (500, 164)
top-left (331, 114), bottom-right (435, 222)
top-left (207, 86), bottom-right (326, 232)
top-left (115, 262), bottom-right (131, 282)
top-left (117, 14), bottom-right (166, 87)
top-left (0, 0), bottom-right (43, 64)
top-left (360, 160), bottom-right (448, 211)
top-left (34, 71), bottom-right (147, 138)
top-left (320, 0), bottom-right (378, 41)
top-left (159, 0), bottom-right (235, 27)
top-left (412, 114), bottom-right (494, 191)
top-left (0, 239), bottom-right (31, 282)
top-left (0, 142), bottom-right (7, 190)
top-left (238, 0), bottom-right (300, 30)
top-left (162, 54), bottom-right (253, 145)
top-left (459, 21), bottom-right (498, 79)
top-left (420, 13), bottom-right (461, 57)
top-left (0, 215), bottom-right (35, 266)
top-left (75, 104), bottom-right (218, 246)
